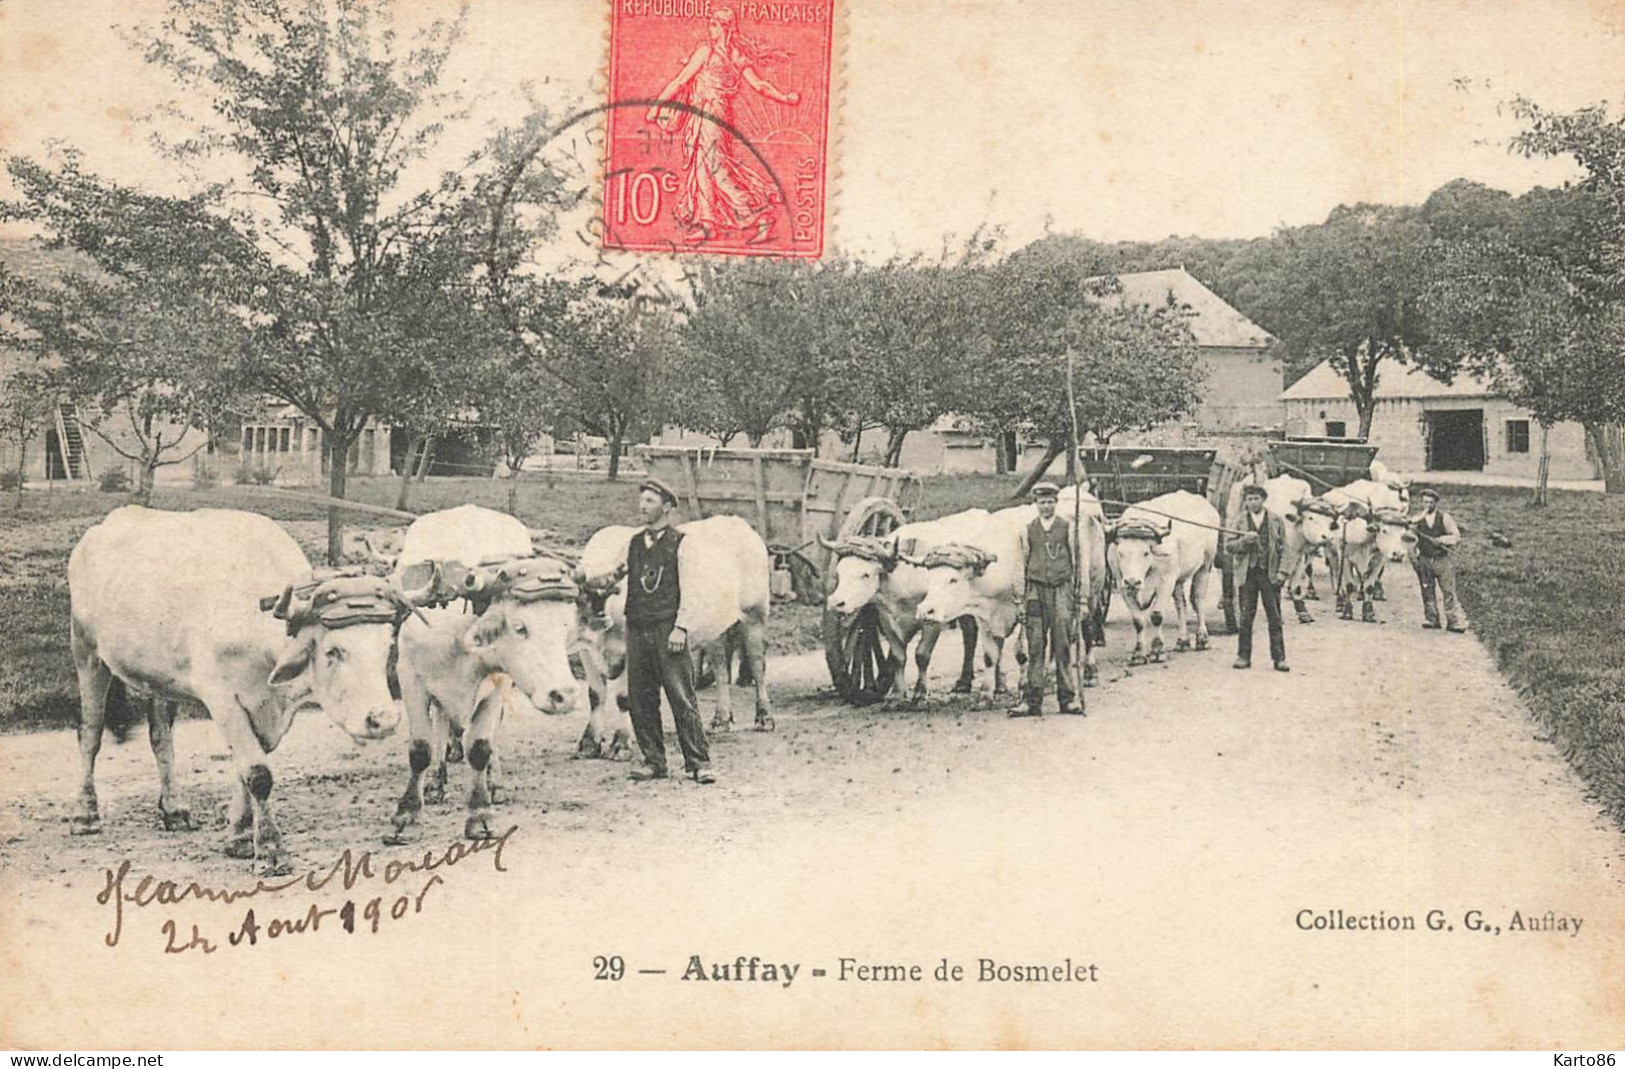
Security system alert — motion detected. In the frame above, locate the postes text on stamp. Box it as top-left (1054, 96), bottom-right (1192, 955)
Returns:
top-left (605, 0), bottom-right (835, 258)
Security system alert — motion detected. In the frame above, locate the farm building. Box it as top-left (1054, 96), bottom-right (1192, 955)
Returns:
top-left (1281, 359), bottom-right (1601, 481)
top-left (1098, 268), bottom-right (1281, 433)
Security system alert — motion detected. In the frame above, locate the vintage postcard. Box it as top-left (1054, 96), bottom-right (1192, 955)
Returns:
top-left (1, 0), bottom-right (1623, 1052)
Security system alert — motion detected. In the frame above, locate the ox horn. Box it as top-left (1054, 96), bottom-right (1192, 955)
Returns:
top-left (817, 533), bottom-right (839, 551)
top-left (388, 581), bottom-right (431, 627)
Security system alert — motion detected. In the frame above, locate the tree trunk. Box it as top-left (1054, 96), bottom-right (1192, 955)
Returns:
top-left (607, 431), bottom-right (623, 480)
top-left (849, 428), bottom-right (863, 462)
top-left (1002, 430), bottom-right (1019, 473)
top-left (14, 437), bottom-right (26, 510)
top-left (415, 437), bottom-right (434, 482)
top-left (1585, 421), bottom-right (1625, 494)
top-left (135, 458), bottom-right (157, 506)
top-left (1533, 422), bottom-right (1552, 507)
top-left (395, 433), bottom-right (422, 511)
top-left (326, 433), bottom-right (352, 566)
top-left (1356, 399), bottom-right (1376, 441)
top-left (1013, 441), bottom-right (1066, 499)
top-left (507, 476), bottom-right (520, 517)
top-left (884, 427), bottom-right (909, 468)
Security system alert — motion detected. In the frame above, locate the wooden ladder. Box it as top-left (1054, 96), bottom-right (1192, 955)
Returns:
top-left (54, 403), bottom-right (87, 480)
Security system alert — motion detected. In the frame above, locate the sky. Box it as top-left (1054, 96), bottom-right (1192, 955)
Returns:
top-left (1, 0), bottom-right (1621, 260)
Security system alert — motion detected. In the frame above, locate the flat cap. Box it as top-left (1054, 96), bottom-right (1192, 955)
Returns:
top-left (639, 477), bottom-right (679, 506)
top-left (1030, 481), bottom-right (1060, 500)
top-left (1417, 487), bottom-right (1440, 501)
top-left (1241, 483), bottom-right (1268, 499)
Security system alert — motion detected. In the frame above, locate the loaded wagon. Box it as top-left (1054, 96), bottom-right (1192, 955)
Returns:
top-left (1265, 440), bottom-right (1380, 496)
top-left (634, 445), bottom-right (923, 706)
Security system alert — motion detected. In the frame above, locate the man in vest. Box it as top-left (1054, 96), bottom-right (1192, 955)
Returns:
top-left (1410, 487), bottom-right (1466, 633)
top-left (1011, 482), bottom-right (1082, 718)
top-left (1226, 482), bottom-right (1291, 673)
top-left (624, 477), bottom-right (715, 784)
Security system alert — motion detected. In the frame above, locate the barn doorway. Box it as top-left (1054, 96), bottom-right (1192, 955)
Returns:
top-left (1427, 409), bottom-right (1485, 471)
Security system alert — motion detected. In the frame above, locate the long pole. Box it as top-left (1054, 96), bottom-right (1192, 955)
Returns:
top-left (1065, 347), bottom-right (1084, 701)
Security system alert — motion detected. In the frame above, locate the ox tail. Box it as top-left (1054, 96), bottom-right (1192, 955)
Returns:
top-left (729, 624), bottom-right (752, 687)
top-left (102, 677), bottom-right (144, 745)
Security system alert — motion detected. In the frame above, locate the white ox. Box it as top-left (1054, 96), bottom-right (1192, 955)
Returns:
top-left (69, 506), bottom-right (405, 875)
top-left (821, 508), bottom-right (992, 701)
top-left (1319, 498), bottom-right (1416, 624)
top-left (1106, 490), bottom-right (1220, 664)
top-left (573, 515), bottom-right (773, 760)
top-left (911, 510), bottom-right (1031, 698)
top-left (1223, 474), bottom-right (1340, 625)
top-left (388, 505), bottom-right (580, 843)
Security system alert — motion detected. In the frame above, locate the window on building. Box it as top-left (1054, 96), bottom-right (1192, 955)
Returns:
top-left (1505, 419), bottom-right (1530, 455)
top-left (1324, 421), bottom-right (1347, 438)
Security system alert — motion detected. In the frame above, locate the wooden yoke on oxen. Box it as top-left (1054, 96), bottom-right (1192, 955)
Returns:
top-left (909, 542), bottom-right (997, 575)
top-left (259, 568), bottom-right (423, 636)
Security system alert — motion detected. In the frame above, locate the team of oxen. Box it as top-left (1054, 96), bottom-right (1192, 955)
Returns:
top-left (63, 463), bottom-right (1417, 875)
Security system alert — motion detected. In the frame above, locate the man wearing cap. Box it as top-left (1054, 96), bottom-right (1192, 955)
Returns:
top-left (623, 476), bottom-right (715, 784)
top-left (1410, 488), bottom-right (1466, 633)
top-left (1011, 481), bottom-right (1082, 717)
top-left (1226, 482), bottom-right (1291, 672)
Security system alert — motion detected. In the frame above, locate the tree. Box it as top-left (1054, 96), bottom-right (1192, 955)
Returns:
top-left (3, 0), bottom-right (569, 560)
top-left (954, 257), bottom-right (1205, 495)
top-left (1242, 204), bottom-right (1442, 439)
top-left (1504, 95), bottom-right (1625, 493)
top-left (0, 366), bottom-right (58, 509)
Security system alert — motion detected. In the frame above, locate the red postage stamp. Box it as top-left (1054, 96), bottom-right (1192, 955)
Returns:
top-left (604, 0), bottom-right (836, 258)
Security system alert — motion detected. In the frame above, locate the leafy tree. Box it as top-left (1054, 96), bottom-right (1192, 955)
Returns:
top-left (0, 365), bottom-right (59, 508)
top-left (1240, 204), bottom-right (1441, 439)
top-left (3, 0), bottom-right (569, 560)
top-left (1503, 96), bottom-right (1625, 492)
top-left (0, 253), bottom-right (241, 502)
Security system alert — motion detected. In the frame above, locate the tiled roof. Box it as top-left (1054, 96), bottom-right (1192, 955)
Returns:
top-left (1091, 267), bottom-right (1273, 349)
top-left (1282, 358), bottom-right (1500, 401)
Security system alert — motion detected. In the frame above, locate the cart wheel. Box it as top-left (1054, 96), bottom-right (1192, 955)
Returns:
top-left (823, 603), bottom-right (897, 706)
top-left (837, 497), bottom-right (908, 542)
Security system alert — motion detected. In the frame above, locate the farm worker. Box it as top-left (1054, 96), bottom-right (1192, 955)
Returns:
top-left (1011, 481), bottom-right (1082, 717)
top-left (624, 477), bottom-right (716, 784)
top-left (1410, 488), bottom-right (1466, 633)
top-left (1226, 483), bottom-right (1291, 673)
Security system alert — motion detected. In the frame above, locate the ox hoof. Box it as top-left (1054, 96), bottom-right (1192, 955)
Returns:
top-left (1304, 589), bottom-right (1320, 601)
top-left (1127, 652), bottom-right (1146, 667)
top-left (1298, 613), bottom-right (1315, 625)
top-left (257, 853), bottom-right (293, 878)
top-left (1195, 635), bottom-right (1210, 652)
top-left (754, 714), bottom-right (775, 732)
top-left (950, 680), bottom-right (973, 696)
top-left (159, 805), bottom-right (195, 832)
top-left (224, 836), bottom-right (255, 860)
top-left (1174, 638), bottom-right (1191, 652)
top-left (384, 821), bottom-right (422, 847)
top-left (709, 715), bottom-right (735, 733)
top-left (464, 811), bottom-right (498, 841)
top-left (70, 808), bottom-right (101, 835)
top-left (576, 731), bottom-right (603, 759)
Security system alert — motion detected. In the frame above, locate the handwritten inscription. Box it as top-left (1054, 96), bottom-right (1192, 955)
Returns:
top-left (97, 826), bottom-right (518, 954)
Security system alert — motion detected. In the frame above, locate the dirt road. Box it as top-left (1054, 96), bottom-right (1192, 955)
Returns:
top-left (2, 572), bottom-right (1621, 1048)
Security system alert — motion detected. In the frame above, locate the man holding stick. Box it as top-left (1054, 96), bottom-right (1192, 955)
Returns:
top-left (1011, 482), bottom-right (1084, 718)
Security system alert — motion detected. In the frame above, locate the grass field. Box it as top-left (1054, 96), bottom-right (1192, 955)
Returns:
top-left (1443, 485), bottom-right (1625, 826)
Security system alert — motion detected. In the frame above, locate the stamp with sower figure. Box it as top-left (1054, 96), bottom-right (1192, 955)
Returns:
top-left (605, 0), bottom-right (835, 257)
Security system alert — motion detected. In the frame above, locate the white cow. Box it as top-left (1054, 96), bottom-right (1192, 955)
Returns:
top-left (69, 506), bottom-right (405, 875)
top-left (388, 505), bottom-right (580, 843)
top-left (1106, 490), bottom-right (1220, 664)
top-left (912, 510), bottom-right (1030, 699)
top-left (1223, 474), bottom-right (1341, 624)
top-left (574, 515), bottom-right (773, 760)
top-left (1320, 501), bottom-right (1416, 624)
top-left (821, 508), bottom-right (992, 701)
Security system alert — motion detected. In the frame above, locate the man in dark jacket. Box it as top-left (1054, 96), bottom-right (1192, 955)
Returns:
top-left (1011, 482), bottom-right (1082, 717)
top-left (1226, 483), bottom-right (1292, 673)
top-left (624, 477), bottom-right (715, 784)
top-left (1410, 487), bottom-right (1466, 633)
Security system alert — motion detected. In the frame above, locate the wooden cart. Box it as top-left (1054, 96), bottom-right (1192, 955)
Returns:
top-left (1265, 440), bottom-right (1380, 494)
top-left (634, 445), bottom-right (923, 705)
